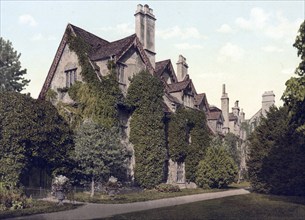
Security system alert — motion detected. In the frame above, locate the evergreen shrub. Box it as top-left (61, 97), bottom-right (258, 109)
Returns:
top-left (196, 146), bottom-right (238, 189)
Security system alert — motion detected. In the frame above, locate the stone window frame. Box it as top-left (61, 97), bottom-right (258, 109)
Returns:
top-left (65, 68), bottom-right (77, 87)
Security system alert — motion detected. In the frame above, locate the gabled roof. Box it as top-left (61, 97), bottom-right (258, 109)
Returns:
top-left (155, 60), bottom-right (178, 83)
top-left (167, 79), bottom-right (194, 93)
top-left (194, 93), bottom-right (209, 107)
top-left (208, 106), bottom-right (224, 121)
top-left (39, 23), bottom-right (155, 99)
top-left (90, 34), bottom-right (137, 61)
top-left (70, 24), bottom-right (109, 48)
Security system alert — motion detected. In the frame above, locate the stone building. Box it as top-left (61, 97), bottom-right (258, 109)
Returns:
top-left (39, 4), bottom-right (214, 187)
top-left (248, 91), bottom-right (275, 132)
top-left (220, 84), bottom-right (246, 138)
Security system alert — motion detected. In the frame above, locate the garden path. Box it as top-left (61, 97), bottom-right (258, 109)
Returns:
top-left (10, 188), bottom-right (249, 220)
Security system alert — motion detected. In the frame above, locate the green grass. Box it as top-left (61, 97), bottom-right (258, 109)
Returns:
top-left (0, 200), bottom-right (81, 219)
top-left (73, 188), bottom-right (224, 204)
top-left (229, 181), bottom-right (251, 189)
top-left (105, 193), bottom-right (305, 220)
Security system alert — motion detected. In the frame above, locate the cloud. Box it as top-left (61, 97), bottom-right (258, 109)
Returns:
top-left (217, 24), bottom-right (234, 33)
top-left (31, 33), bottom-right (56, 41)
top-left (261, 45), bottom-right (283, 53)
top-left (281, 68), bottom-right (295, 75)
top-left (19, 14), bottom-right (38, 27)
top-left (264, 12), bottom-right (303, 43)
top-left (157, 26), bottom-right (207, 40)
top-left (98, 23), bottom-right (134, 35)
top-left (235, 8), bottom-right (302, 43)
top-left (218, 43), bottom-right (244, 62)
top-left (236, 7), bottom-right (270, 30)
top-left (174, 43), bottom-right (203, 50)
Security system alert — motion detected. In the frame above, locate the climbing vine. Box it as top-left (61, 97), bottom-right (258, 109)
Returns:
top-left (126, 70), bottom-right (167, 188)
top-left (185, 109), bottom-right (211, 182)
top-left (56, 30), bottom-right (124, 129)
top-left (168, 107), bottom-right (211, 182)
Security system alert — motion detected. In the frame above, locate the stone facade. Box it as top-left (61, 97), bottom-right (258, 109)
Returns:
top-left (248, 91), bottom-right (275, 132)
top-left (39, 4), bottom-right (223, 187)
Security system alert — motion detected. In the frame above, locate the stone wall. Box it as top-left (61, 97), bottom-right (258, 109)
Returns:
top-left (50, 44), bottom-right (82, 104)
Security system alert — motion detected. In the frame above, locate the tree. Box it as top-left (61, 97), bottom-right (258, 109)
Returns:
top-left (0, 38), bottom-right (30, 92)
top-left (126, 70), bottom-right (167, 188)
top-left (282, 20), bottom-right (305, 134)
top-left (0, 92), bottom-right (74, 188)
top-left (195, 138), bottom-right (238, 189)
top-left (74, 121), bottom-right (128, 197)
top-left (223, 133), bottom-right (241, 166)
top-left (247, 106), bottom-right (305, 195)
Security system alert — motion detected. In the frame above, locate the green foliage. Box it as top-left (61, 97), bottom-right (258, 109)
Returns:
top-left (126, 71), bottom-right (166, 188)
top-left (282, 20), bottom-right (305, 134)
top-left (64, 32), bottom-right (123, 129)
top-left (223, 133), bottom-right (241, 167)
top-left (0, 92), bottom-right (74, 187)
top-left (45, 89), bottom-right (58, 103)
top-left (0, 37), bottom-right (30, 92)
top-left (185, 109), bottom-right (211, 182)
top-left (168, 107), bottom-right (211, 182)
top-left (195, 140), bottom-right (238, 189)
top-left (247, 21), bottom-right (305, 196)
top-left (74, 121), bottom-right (128, 195)
top-left (0, 186), bottom-right (32, 211)
top-left (247, 106), bottom-right (305, 195)
top-left (155, 183), bottom-right (181, 193)
top-left (167, 108), bottom-right (189, 162)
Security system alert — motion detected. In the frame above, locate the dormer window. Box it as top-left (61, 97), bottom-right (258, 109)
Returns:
top-left (65, 68), bottom-right (77, 87)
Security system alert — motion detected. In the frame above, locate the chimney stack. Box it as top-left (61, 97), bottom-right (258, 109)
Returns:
top-left (135, 4), bottom-right (156, 68)
top-left (176, 55), bottom-right (188, 82)
top-left (262, 91), bottom-right (275, 117)
top-left (221, 84), bottom-right (229, 134)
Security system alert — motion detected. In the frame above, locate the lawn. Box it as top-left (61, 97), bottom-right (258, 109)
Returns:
top-left (105, 193), bottom-right (305, 220)
top-left (0, 200), bottom-right (81, 219)
top-left (73, 187), bottom-right (224, 204)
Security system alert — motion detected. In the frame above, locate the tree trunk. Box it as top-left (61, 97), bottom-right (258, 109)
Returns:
top-left (91, 177), bottom-right (95, 197)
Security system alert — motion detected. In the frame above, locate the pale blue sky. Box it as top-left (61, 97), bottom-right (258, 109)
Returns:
top-left (1, 0), bottom-right (304, 117)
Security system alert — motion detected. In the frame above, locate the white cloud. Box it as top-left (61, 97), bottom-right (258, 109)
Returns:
top-left (157, 26), bottom-right (207, 40)
top-left (98, 23), bottom-right (134, 35)
top-left (236, 7), bottom-right (270, 30)
top-left (261, 45), bottom-right (283, 53)
top-left (264, 12), bottom-right (302, 43)
top-left (19, 14), bottom-right (38, 27)
top-left (174, 43), bottom-right (203, 50)
top-left (235, 8), bottom-right (302, 43)
top-left (218, 43), bottom-right (244, 62)
top-left (217, 24), bottom-right (234, 33)
top-left (281, 68), bottom-right (295, 75)
top-left (31, 33), bottom-right (56, 41)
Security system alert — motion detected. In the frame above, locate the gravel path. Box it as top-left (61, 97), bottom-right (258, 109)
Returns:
top-left (10, 189), bottom-right (249, 220)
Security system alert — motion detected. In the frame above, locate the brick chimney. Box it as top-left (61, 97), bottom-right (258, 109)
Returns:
top-left (135, 4), bottom-right (156, 68)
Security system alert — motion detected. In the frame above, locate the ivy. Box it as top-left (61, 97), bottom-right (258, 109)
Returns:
top-left (126, 71), bottom-right (166, 188)
top-left (167, 107), bottom-right (189, 162)
top-left (168, 107), bottom-right (211, 182)
top-left (63, 30), bottom-right (123, 129)
top-left (186, 109), bottom-right (211, 182)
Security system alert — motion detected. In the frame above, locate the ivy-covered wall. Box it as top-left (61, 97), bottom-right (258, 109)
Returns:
top-left (168, 107), bottom-right (211, 182)
top-left (126, 71), bottom-right (167, 188)
top-left (53, 31), bottom-right (123, 130)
